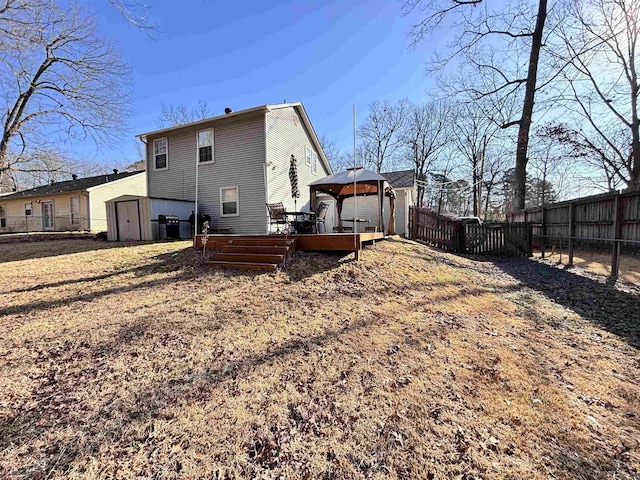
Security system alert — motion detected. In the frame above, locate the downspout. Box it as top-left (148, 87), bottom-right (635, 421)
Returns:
top-left (264, 111), bottom-right (270, 233)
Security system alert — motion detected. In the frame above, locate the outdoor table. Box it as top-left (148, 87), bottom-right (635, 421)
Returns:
top-left (283, 211), bottom-right (314, 234)
top-left (341, 218), bottom-right (370, 233)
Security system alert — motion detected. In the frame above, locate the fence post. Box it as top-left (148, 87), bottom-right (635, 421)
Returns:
top-left (540, 205), bottom-right (547, 258)
top-left (454, 221), bottom-right (466, 253)
top-left (568, 202), bottom-right (575, 267)
top-left (611, 193), bottom-right (623, 281)
top-left (411, 207), bottom-right (417, 239)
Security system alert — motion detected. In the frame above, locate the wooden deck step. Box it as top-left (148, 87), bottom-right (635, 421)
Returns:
top-left (211, 253), bottom-right (284, 264)
top-left (214, 237), bottom-right (296, 247)
top-left (219, 245), bottom-right (291, 255)
top-left (206, 261), bottom-right (278, 271)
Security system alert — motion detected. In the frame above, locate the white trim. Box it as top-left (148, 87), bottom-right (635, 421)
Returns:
top-left (85, 171), bottom-right (146, 192)
top-left (220, 186), bottom-right (239, 217)
top-left (311, 150), bottom-right (318, 175)
top-left (197, 128), bottom-right (215, 165)
top-left (153, 137), bottom-right (168, 171)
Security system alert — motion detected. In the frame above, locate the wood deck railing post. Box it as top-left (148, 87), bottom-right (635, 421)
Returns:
top-left (611, 193), bottom-right (623, 281)
top-left (568, 202), bottom-right (575, 267)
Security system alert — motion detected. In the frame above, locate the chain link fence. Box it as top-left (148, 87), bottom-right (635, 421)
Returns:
top-left (533, 234), bottom-right (640, 286)
top-left (0, 214), bottom-right (100, 233)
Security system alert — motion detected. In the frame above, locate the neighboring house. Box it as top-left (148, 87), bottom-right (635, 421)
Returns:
top-left (0, 170), bottom-right (146, 233)
top-left (336, 169), bottom-right (416, 235)
top-left (136, 102), bottom-right (332, 234)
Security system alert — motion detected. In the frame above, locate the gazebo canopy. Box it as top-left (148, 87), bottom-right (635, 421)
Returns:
top-left (309, 167), bottom-right (393, 233)
top-left (309, 167), bottom-right (389, 199)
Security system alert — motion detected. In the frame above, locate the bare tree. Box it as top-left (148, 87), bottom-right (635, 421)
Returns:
top-left (0, 0), bottom-right (131, 193)
top-left (402, 0), bottom-right (550, 210)
top-left (554, 0), bottom-right (640, 189)
top-left (402, 100), bottom-right (451, 207)
top-left (108, 0), bottom-right (158, 32)
top-left (156, 101), bottom-right (211, 128)
top-left (319, 134), bottom-right (351, 172)
top-left (358, 99), bottom-right (410, 172)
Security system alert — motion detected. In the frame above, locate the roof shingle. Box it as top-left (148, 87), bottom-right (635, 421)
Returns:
top-left (2, 171), bottom-right (144, 199)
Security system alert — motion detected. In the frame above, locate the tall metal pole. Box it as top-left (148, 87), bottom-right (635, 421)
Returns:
top-left (194, 145), bottom-right (199, 237)
top-left (353, 104), bottom-right (357, 247)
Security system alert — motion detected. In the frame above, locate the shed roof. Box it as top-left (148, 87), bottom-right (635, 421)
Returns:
top-left (1, 171), bottom-right (144, 200)
top-left (382, 169), bottom-right (415, 189)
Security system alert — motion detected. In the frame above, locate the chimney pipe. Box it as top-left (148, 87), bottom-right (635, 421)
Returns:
top-left (224, 107), bottom-right (233, 114)
top-left (113, 168), bottom-right (119, 174)
top-left (72, 174), bottom-right (78, 181)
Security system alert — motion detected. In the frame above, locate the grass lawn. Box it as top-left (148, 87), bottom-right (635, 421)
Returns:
top-left (1, 237), bottom-right (639, 479)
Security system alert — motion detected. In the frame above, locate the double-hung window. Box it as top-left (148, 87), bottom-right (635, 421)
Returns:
top-left (311, 151), bottom-right (318, 175)
top-left (24, 202), bottom-right (32, 216)
top-left (0, 205), bottom-right (5, 228)
top-left (305, 146), bottom-right (312, 166)
top-left (220, 186), bottom-right (239, 217)
top-left (198, 129), bottom-right (214, 164)
top-left (154, 138), bottom-right (168, 170)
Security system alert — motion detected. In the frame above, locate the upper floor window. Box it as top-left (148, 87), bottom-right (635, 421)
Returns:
top-left (24, 202), bottom-right (32, 216)
top-left (220, 186), bottom-right (239, 217)
top-left (305, 146), bottom-right (312, 166)
top-left (198, 129), bottom-right (214, 164)
top-left (311, 151), bottom-right (318, 175)
top-left (154, 138), bottom-right (168, 170)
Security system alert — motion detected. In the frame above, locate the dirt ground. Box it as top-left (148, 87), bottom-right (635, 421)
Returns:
top-left (0, 237), bottom-right (639, 479)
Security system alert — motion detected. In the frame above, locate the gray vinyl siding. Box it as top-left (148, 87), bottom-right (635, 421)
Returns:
top-left (265, 107), bottom-right (331, 213)
top-left (146, 114), bottom-right (267, 234)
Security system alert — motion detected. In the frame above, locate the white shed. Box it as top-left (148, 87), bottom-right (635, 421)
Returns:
top-left (106, 195), bottom-right (194, 241)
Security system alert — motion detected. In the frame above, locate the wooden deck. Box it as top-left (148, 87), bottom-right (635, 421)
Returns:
top-left (194, 232), bottom-right (384, 260)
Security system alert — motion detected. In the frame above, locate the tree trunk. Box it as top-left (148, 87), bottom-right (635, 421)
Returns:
top-left (513, 0), bottom-right (547, 210)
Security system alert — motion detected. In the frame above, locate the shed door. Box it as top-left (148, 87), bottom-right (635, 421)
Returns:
top-left (116, 200), bottom-right (141, 241)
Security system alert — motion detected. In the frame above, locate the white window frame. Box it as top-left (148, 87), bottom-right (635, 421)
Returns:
top-left (220, 186), bottom-right (239, 217)
top-left (311, 150), bottom-right (318, 175)
top-left (24, 202), bottom-right (33, 216)
top-left (197, 128), bottom-right (214, 164)
top-left (305, 146), bottom-right (312, 166)
top-left (70, 196), bottom-right (80, 225)
top-left (153, 137), bottom-right (168, 171)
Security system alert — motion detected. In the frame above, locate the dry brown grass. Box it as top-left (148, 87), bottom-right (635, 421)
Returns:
top-left (534, 248), bottom-right (640, 285)
top-left (1, 237), bottom-right (639, 479)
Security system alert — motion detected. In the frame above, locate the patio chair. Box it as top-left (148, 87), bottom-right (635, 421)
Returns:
top-left (267, 202), bottom-right (287, 234)
top-left (315, 202), bottom-right (329, 233)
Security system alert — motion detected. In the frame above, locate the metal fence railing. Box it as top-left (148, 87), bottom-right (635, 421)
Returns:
top-left (533, 234), bottom-right (640, 286)
top-left (0, 215), bottom-right (99, 234)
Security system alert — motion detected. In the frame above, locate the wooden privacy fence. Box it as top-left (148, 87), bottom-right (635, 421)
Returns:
top-left (409, 207), bottom-right (532, 256)
top-left (506, 189), bottom-right (640, 279)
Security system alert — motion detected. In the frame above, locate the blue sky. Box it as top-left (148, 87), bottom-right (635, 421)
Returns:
top-left (87, 0), bottom-right (441, 168)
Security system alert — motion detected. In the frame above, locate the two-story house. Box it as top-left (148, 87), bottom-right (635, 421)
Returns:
top-left (136, 102), bottom-right (332, 235)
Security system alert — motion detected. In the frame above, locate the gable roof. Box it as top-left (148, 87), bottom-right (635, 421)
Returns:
top-left (136, 102), bottom-right (332, 175)
top-left (1, 171), bottom-right (144, 200)
top-left (382, 169), bottom-right (415, 189)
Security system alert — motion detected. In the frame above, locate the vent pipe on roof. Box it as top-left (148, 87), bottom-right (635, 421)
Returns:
top-left (72, 174), bottom-right (78, 181)
top-left (224, 107), bottom-right (233, 114)
top-left (113, 168), bottom-right (119, 174)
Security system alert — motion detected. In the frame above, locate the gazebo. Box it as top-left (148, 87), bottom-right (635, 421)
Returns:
top-left (309, 167), bottom-right (395, 233)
